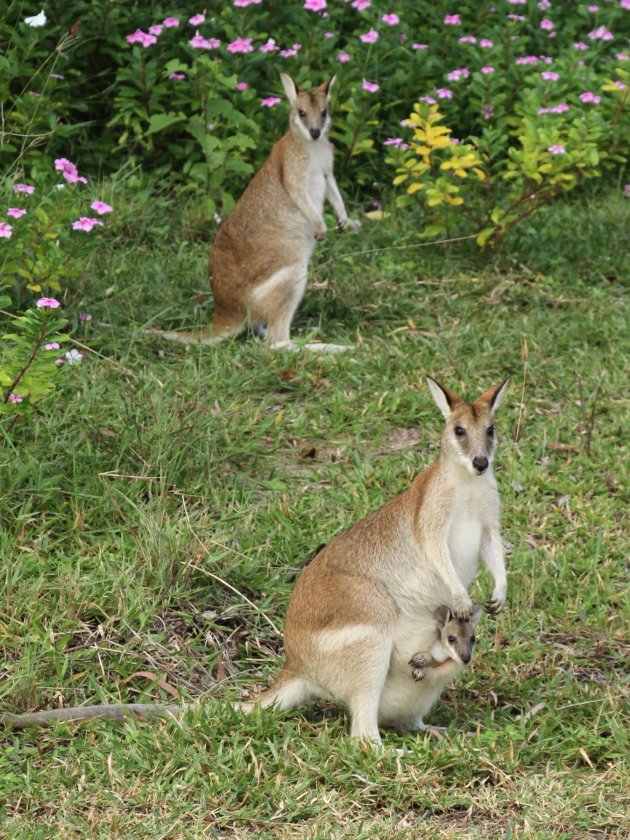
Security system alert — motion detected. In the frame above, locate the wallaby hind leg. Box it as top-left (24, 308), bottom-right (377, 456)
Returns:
top-left (145, 313), bottom-right (245, 346)
top-left (250, 261), bottom-right (309, 347)
top-left (240, 673), bottom-right (316, 714)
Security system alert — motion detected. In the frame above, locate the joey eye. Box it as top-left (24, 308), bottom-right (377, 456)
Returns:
top-left (470, 635), bottom-right (476, 644)
top-left (454, 426), bottom-right (466, 437)
top-left (447, 636), bottom-right (457, 644)
top-left (321, 109), bottom-right (328, 118)
top-left (487, 425), bottom-right (495, 437)
top-left (298, 109), bottom-right (306, 118)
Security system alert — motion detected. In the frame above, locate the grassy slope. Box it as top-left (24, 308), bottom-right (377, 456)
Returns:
top-left (1, 187), bottom-right (629, 838)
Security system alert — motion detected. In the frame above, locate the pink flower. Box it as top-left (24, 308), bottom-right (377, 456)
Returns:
top-left (360, 29), bottom-right (379, 43)
top-left (323, 31), bottom-right (335, 39)
top-left (384, 137), bottom-right (409, 150)
top-left (236, 82), bottom-right (249, 91)
top-left (480, 38), bottom-right (494, 47)
top-left (189, 34), bottom-right (221, 49)
top-left (362, 80), bottom-right (380, 93)
top-left (550, 102), bottom-right (569, 113)
top-left (36, 297), bottom-right (61, 308)
top-left (588, 25), bottom-right (613, 40)
top-left (9, 393), bottom-right (23, 404)
top-left (579, 91), bottom-right (601, 103)
top-left (382, 13), bottom-right (399, 25)
top-left (587, 4), bottom-right (599, 11)
top-left (516, 56), bottom-right (538, 65)
top-left (574, 42), bottom-right (589, 50)
top-left (623, 184), bottom-right (630, 198)
top-left (0, 222), bottom-right (13, 238)
top-left (538, 0), bottom-right (551, 8)
top-left (13, 184), bottom-right (35, 194)
top-left (481, 65), bottom-right (495, 74)
top-left (412, 43), bottom-right (428, 50)
top-left (72, 217), bottom-right (104, 232)
top-left (149, 25), bottom-right (163, 36)
top-left (444, 14), bottom-right (461, 25)
top-left (259, 38), bottom-right (278, 53)
top-left (507, 0), bottom-right (526, 4)
top-left (419, 95), bottom-right (436, 104)
top-left (540, 19), bottom-right (554, 30)
top-left (227, 37), bottom-right (254, 54)
top-left (169, 73), bottom-right (186, 80)
top-left (280, 44), bottom-right (302, 57)
top-left (459, 35), bottom-right (477, 44)
top-left (616, 53), bottom-right (629, 61)
top-left (337, 52), bottom-right (351, 63)
top-left (90, 200), bottom-right (113, 215)
top-left (45, 342), bottom-right (60, 350)
top-left (508, 14), bottom-right (525, 21)
top-left (55, 158), bottom-right (88, 185)
top-left (548, 144), bottom-right (566, 154)
top-left (188, 14), bottom-right (205, 25)
top-left (261, 97), bottom-right (282, 108)
top-left (436, 88), bottom-right (453, 99)
top-left (304, 0), bottom-right (327, 10)
top-left (234, 0), bottom-right (262, 5)
top-left (163, 17), bottom-right (180, 27)
top-left (351, 0), bottom-right (371, 10)
top-left (126, 29), bottom-right (157, 48)
top-left (79, 312), bottom-right (92, 323)
top-left (621, 0), bottom-right (630, 9)
top-left (541, 71), bottom-right (559, 80)
top-left (7, 208), bottom-right (26, 218)
top-left (447, 67), bottom-right (470, 81)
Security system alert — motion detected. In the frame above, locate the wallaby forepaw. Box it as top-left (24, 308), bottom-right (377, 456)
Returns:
top-left (409, 654), bottom-right (428, 681)
top-left (337, 217), bottom-right (348, 232)
top-left (452, 597), bottom-right (473, 620)
top-left (484, 597), bottom-right (504, 616)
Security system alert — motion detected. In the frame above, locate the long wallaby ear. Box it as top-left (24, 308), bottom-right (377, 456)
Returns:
top-left (434, 605), bottom-right (452, 628)
top-left (478, 378), bottom-right (509, 412)
top-left (469, 603), bottom-right (484, 629)
top-left (427, 376), bottom-right (461, 419)
top-left (319, 75), bottom-right (336, 97)
top-left (281, 73), bottom-right (299, 105)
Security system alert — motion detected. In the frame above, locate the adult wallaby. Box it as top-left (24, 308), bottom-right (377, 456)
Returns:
top-left (153, 73), bottom-right (349, 351)
top-left (1, 378), bottom-right (507, 738)
top-left (243, 376), bottom-right (509, 744)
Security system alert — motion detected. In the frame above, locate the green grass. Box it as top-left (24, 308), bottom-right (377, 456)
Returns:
top-left (1, 187), bottom-right (629, 838)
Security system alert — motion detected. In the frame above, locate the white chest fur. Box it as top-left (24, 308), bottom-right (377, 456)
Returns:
top-left (305, 142), bottom-right (332, 211)
top-left (447, 475), bottom-right (494, 589)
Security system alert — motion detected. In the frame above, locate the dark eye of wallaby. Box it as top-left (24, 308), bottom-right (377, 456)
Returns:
top-left (321, 109), bottom-right (327, 118)
top-left (448, 635), bottom-right (457, 644)
top-left (298, 109), bottom-right (306, 118)
top-left (487, 425), bottom-right (495, 437)
top-left (454, 426), bottom-right (465, 437)
top-left (470, 634), bottom-right (476, 644)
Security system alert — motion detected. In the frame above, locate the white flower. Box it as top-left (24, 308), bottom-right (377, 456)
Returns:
top-left (65, 349), bottom-right (83, 364)
top-left (24, 9), bottom-right (47, 27)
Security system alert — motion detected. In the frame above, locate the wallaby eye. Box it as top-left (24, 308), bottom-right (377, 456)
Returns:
top-left (447, 636), bottom-right (457, 644)
top-left (487, 425), bottom-right (495, 437)
top-left (470, 635), bottom-right (476, 644)
top-left (298, 109), bottom-right (307, 118)
top-left (321, 109), bottom-right (327, 118)
top-left (454, 426), bottom-right (466, 437)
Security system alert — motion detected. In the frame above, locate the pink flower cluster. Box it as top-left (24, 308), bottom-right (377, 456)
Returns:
top-left (55, 158), bottom-right (88, 185)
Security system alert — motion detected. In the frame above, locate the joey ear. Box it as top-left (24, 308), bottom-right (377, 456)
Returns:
top-left (434, 605), bottom-right (452, 628)
top-left (479, 378), bottom-right (510, 412)
top-left (280, 73), bottom-right (299, 105)
top-left (469, 603), bottom-right (484, 629)
top-left (427, 376), bottom-right (461, 419)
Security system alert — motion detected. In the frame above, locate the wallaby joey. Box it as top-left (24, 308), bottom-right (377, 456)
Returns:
top-left (153, 73), bottom-right (349, 352)
top-left (1, 378), bottom-right (508, 738)
top-left (409, 603), bottom-right (484, 681)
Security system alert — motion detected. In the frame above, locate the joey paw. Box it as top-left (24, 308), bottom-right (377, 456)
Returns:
top-left (409, 654), bottom-right (428, 681)
top-left (336, 217), bottom-right (349, 232)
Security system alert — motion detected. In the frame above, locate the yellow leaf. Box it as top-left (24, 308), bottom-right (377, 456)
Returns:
top-left (393, 174), bottom-right (408, 185)
top-left (364, 209), bottom-right (391, 220)
top-left (26, 283), bottom-right (42, 292)
top-left (407, 182), bottom-right (425, 194)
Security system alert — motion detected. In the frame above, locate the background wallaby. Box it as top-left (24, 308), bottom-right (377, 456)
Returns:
top-left (153, 73), bottom-right (348, 351)
top-left (409, 603), bottom-right (485, 681)
top-left (1, 378), bottom-right (507, 736)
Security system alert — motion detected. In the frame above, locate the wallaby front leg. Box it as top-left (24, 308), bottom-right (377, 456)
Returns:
top-left (408, 651), bottom-right (437, 681)
top-left (430, 541), bottom-right (473, 619)
top-left (481, 526), bottom-right (507, 614)
top-left (325, 174), bottom-right (348, 230)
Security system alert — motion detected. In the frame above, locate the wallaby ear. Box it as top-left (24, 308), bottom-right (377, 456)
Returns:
top-left (434, 605), bottom-right (452, 628)
top-left (281, 73), bottom-right (299, 105)
top-left (469, 603), bottom-right (485, 629)
top-left (319, 75), bottom-right (336, 97)
top-left (479, 378), bottom-right (510, 412)
top-left (427, 376), bottom-right (461, 419)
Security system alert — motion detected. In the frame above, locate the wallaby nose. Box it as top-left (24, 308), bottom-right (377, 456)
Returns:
top-left (462, 653), bottom-right (471, 664)
top-left (310, 128), bottom-right (321, 140)
top-left (473, 456), bottom-right (488, 474)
